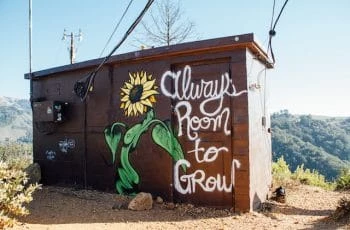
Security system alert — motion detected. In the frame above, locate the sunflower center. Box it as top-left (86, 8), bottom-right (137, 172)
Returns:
top-left (129, 84), bottom-right (143, 103)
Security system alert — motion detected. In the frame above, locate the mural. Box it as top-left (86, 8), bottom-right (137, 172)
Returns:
top-left (104, 71), bottom-right (186, 194)
top-left (105, 66), bottom-right (247, 196)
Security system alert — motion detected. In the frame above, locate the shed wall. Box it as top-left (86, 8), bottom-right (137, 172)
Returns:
top-left (247, 50), bottom-right (272, 210)
top-left (29, 34), bottom-right (272, 211)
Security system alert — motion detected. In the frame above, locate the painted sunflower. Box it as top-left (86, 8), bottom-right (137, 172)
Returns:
top-left (120, 71), bottom-right (159, 116)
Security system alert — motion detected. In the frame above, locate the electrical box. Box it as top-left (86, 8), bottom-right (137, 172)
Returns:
top-left (33, 101), bottom-right (68, 122)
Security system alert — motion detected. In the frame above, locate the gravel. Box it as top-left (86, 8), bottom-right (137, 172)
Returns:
top-left (13, 184), bottom-right (350, 230)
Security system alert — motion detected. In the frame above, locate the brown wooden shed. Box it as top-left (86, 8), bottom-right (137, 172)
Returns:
top-left (26, 33), bottom-right (273, 211)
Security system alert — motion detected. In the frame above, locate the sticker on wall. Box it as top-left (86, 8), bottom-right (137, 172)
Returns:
top-left (45, 150), bottom-right (56, 161)
top-left (104, 71), bottom-right (186, 195)
top-left (58, 138), bottom-right (76, 153)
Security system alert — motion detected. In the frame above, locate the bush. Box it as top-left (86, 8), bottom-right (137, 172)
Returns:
top-left (272, 156), bottom-right (292, 186)
top-left (0, 160), bottom-right (40, 228)
top-left (272, 156), bottom-right (334, 189)
top-left (335, 169), bottom-right (350, 190)
top-left (292, 164), bottom-right (334, 190)
top-left (0, 142), bottom-right (32, 165)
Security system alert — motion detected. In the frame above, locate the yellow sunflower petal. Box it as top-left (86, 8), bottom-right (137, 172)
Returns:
top-left (121, 95), bottom-right (129, 102)
top-left (140, 73), bottom-right (147, 84)
top-left (132, 104), bottom-right (138, 116)
top-left (150, 95), bottom-right (156, 103)
top-left (120, 103), bottom-right (125, 109)
top-left (143, 79), bottom-right (156, 91)
top-left (148, 74), bottom-right (152, 80)
top-left (121, 87), bottom-right (130, 95)
top-left (140, 98), bottom-right (153, 107)
top-left (136, 102), bottom-right (144, 114)
top-left (143, 106), bottom-right (147, 112)
top-left (124, 100), bottom-right (131, 110)
top-left (135, 73), bottom-right (141, 85)
top-left (129, 73), bottom-right (135, 84)
top-left (125, 82), bottom-right (133, 89)
top-left (141, 90), bottom-right (159, 100)
top-left (127, 104), bottom-right (133, 116)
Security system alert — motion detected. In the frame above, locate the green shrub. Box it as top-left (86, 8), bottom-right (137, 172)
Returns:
top-left (0, 160), bottom-right (40, 228)
top-left (0, 142), bottom-right (32, 165)
top-left (272, 156), bottom-right (334, 189)
top-left (292, 164), bottom-right (334, 190)
top-left (272, 156), bottom-right (292, 186)
top-left (335, 169), bottom-right (350, 190)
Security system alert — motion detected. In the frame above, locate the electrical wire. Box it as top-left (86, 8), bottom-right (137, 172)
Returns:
top-left (99, 0), bottom-right (134, 57)
top-left (269, 0), bottom-right (276, 33)
top-left (267, 0), bottom-right (290, 64)
top-left (74, 0), bottom-right (154, 101)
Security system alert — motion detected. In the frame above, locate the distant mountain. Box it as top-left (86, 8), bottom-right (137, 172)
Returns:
top-left (272, 110), bottom-right (350, 180)
top-left (0, 96), bottom-right (32, 143)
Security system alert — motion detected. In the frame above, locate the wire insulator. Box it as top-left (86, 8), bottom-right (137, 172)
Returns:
top-left (269, 30), bottom-right (276, 36)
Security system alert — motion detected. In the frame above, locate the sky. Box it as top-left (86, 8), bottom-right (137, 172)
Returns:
top-left (0, 0), bottom-right (349, 117)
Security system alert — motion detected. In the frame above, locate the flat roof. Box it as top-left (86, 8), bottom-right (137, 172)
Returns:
top-left (25, 33), bottom-right (272, 79)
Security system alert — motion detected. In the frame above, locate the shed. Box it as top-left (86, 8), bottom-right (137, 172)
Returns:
top-left (26, 33), bottom-right (273, 211)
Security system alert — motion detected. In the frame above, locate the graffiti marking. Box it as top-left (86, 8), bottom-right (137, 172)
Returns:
top-left (58, 138), bottom-right (76, 153)
top-left (175, 101), bottom-right (230, 140)
top-left (174, 158), bottom-right (241, 194)
top-left (187, 138), bottom-right (228, 163)
top-left (45, 150), bottom-right (56, 161)
top-left (161, 65), bottom-right (247, 116)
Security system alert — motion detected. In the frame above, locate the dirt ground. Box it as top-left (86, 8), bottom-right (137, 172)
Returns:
top-left (11, 185), bottom-right (350, 230)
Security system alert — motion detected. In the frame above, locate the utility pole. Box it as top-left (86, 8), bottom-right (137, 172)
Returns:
top-left (29, 0), bottom-right (33, 103)
top-left (62, 29), bottom-right (82, 64)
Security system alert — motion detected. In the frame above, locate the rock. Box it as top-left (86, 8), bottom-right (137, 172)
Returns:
top-left (165, 202), bottom-right (175, 210)
top-left (156, 196), bottom-right (163, 204)
top-left (24, 163), bottom-right (41, 185)
top-left (128, 192), bottom-right (153, 211)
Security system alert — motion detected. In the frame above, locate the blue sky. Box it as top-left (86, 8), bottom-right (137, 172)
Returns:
top-left (0, 0), bottom-right (349, 116)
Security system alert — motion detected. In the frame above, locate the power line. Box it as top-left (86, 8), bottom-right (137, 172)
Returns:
top-left (74, 0), bottom-right (155, 101)
top-left (267, 0), bottom-right (290, 64)
top-left (99, 0), bottom-right (134, 57)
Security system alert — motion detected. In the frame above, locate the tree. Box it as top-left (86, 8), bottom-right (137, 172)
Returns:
top-left (135, 0), bottom-right (196, 47)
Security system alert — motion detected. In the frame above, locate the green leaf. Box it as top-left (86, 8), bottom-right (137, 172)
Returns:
top-left (115, 145), bottom-right (140, 194)
top-left (124, 123), bottom-right (143, 145)
top-left (104, 122), bottom-right (125, 163)
top-left (124, 109), bottom-right (155, 147)
top-left (152, 123), bottom-right (186, 172)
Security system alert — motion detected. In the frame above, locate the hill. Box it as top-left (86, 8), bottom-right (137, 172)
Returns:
top-left (0, 96), bottom-right (32, 143)
top-left (271, 110), bottom-right (350, 180)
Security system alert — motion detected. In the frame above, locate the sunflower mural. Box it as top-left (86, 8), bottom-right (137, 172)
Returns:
top-left (104, 71), bottom-right (186, 195)
top-left (120, 71), bottom-right (158, 117)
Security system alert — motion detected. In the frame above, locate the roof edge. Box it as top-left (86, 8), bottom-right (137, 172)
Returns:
top-left (25, 33), bottom-right (272, 79)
